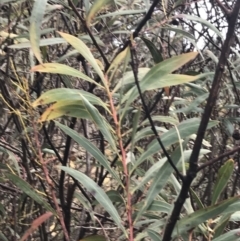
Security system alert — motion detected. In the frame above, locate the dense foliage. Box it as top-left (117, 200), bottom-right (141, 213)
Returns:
top-left (1, 0), bottom-right (240, 241)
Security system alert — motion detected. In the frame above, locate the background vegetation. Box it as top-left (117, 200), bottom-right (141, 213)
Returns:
top-left (0, 0), bottom-right (240, 240)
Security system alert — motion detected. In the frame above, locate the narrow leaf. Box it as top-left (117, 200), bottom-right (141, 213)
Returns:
top-left (211, 159), bottom-right (234, 205)
top-left (213, 214), bottom-right (231, 239)
top-left (147, 229), bottom-right (161, 241)
top-left (107, 46), bottom-right (130, 74)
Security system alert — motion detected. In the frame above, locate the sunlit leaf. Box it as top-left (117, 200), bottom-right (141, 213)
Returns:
top-left (86, 0), bottom-right (114, 26)
top-left (107, 46), bottom-right (130, 74)
top-left (8, 38), bottom-right (67, 49)
top-left (38, 100), bottom-right (90, 122)
top-left (32, 88), bottom-right (108, 110)
top-left (123, 72), bottom-right (213, 104)
top-left (31, 63), bottom-right (102, 87)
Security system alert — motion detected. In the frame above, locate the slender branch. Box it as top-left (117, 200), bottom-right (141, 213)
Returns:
top-left (107, 78), bottom-right (134, 241)
top-left (162, 1), bottom-right (240, 240)
top-left (130, 42), bottom-right (184, 181)
top-left (197, 146), bottom-right (240, 172)
top-left (32, 121), bottom-right (70, 241)
top-left (114, 0), bottom-right (161, 58)
top-left (129, 42), bottom-right (184, 182)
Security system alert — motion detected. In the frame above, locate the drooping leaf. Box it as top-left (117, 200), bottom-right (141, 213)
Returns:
top-left (80, 94), bottom-right (117, 151)
top-left (60, 166), bottom-right (127, 237)
top-left (163, 26), bottom-right (195, 40)
top-left (55, 121), bottom-right (121, 184)
top-left (6, 173), bottom-right (55, 214)
top-left (141, 37), bottom-right (163, 64)
top-left (31, 63), bottom-right (102, 88)
top-left (58, 32), bottom-right (106, 86)
top-left (29, 0), bottom-right (48, 63)
top-left (179, 14), bottom-right (223, 39)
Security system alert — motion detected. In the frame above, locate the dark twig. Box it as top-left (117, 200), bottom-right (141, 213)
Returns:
top-left (67, 0), bottom-right (109, 68)
top-left (129, 42), bottom-right (184, 182)
top-left (162, 1), bottom-right (240, 240)
top-left (88, 0), bottom-right (161, 92)
top-left (197, 146), bottom-right (240, 172)
top-left (214, 0), bottom-right (231, 17)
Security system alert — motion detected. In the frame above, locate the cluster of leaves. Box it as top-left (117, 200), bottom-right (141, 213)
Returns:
top-left (1, 0), bottom-right (240, 241)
